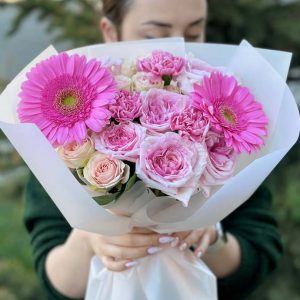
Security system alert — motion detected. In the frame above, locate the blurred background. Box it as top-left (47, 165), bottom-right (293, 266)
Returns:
top-left (0, 0), bottom-right (299, 299)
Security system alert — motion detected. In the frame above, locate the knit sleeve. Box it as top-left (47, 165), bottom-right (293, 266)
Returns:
top-left (24, 172), bottom-right (81, 300)
top-left (218, 184), bottom-right (283, 300)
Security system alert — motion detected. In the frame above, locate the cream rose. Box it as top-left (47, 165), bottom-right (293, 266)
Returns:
top-left (57, 137), bottom-right (95, 169)
top-left (115, 75), bottom-right (132, 91)
top-left (132, 72), bottom-right (164, 92)
top-left (121, 58), bottom-right (137, 77)
top-left (83, 152), bottom-right (130, 191)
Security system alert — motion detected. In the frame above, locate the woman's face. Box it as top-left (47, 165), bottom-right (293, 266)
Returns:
top-left (101, 0), bottom-right (207, 43)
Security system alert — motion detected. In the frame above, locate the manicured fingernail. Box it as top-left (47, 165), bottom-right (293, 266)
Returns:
top-left (147, 247), bottom-right (162, 254)
top-left (125, 261), bottom-right (138, 268)
top-left (179, 242), bottom-right (188, 251)
top-left (171, 237), bottom-right (179, 248)
top-left (196, 251), bottom-right (203, 258)
top-left (159, 236), bottom-right (175, 244)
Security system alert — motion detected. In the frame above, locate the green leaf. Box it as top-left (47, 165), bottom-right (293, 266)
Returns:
top-left (93, 191), bottom-right (122, 206)
top-left (70, 168), bottom-right (86, 185)
top-left (125, 174), bottom-right (137, 192)
top-left (162, 75), bottom-right (172, 86)
top-left (92, 174), bottom-right (137, 206)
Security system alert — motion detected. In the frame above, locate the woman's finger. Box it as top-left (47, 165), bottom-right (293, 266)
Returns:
top-left (178, 229), bottom-right (205, 251)
top-left (171, 231), bottom-right (193, 248)
top-left (101, 256), bottom-right (138, 272)
top-left (194, 232), bottom-right (211, 258)
top-left (107, 233), bottom-right (176, 248)
top-left (99, 243), bottom-right (164, 260)
top-left (131, 227), bottom-right (154, 234)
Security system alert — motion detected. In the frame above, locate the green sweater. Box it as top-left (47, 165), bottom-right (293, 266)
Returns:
top-left (24, 173), bottom-right (283, 300)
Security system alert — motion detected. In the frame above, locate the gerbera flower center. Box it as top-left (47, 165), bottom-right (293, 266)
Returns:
top-left (54, 89), bottom-right (82, 115)
top-left (220, 106), bottom-right (237, 125)
top-left (63, 96), bottom-right (77, 107)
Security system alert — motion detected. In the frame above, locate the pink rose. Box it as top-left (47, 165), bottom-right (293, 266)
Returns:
top-left (170, 105), bottom-right (210, 142)
top-left (140, 88), bottom-right (188, 134)
top-left (200, 135), bottom-right (236, 197)
top-left (109, 89), bottom-right (142, 122)
top-left (177, 55), bottom-right (232, 94)
top-left (136, 132), bottom-right (208, 206)
top-left (93, 122), bottom-right (147, 162)
top-left (83, 152), bottom-right (130, 192)
top-left (137, 50), bottom-right (186, 77)
top-left (132, 72), bottom-right (164, 92)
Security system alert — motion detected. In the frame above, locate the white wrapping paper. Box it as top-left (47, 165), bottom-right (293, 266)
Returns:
top-left (86, 248), bottom-right (217, 300)
top-left (0, 38), bottom-right (299, 300)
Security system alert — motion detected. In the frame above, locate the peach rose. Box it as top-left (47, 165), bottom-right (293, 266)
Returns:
top-left (83, 152), bottom-right (130, 192)
top-left (57, 137), bottom-right (95, 169)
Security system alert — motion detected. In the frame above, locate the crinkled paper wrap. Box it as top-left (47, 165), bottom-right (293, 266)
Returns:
top-left (0, 38), bottom-right (299, 300)
top-left (86, 248), bottom-right (217, 300)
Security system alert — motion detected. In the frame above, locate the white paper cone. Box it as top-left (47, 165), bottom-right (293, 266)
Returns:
top-left (1, 40), bottom-right (298, 235)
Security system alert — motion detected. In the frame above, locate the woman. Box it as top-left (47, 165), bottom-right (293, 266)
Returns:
top-left (24, 0), bottom-right (283, 299)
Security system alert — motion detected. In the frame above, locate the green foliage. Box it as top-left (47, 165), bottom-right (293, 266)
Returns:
top-left (7, 0), bottom-right (102, 47)
top-left (206, 0), bottom-right (300, 72)
top-left (0, 196), bottom-right (44, 300)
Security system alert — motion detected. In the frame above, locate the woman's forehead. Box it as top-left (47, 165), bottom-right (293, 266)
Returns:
top-left (125, 0), bottom-right (207, 26)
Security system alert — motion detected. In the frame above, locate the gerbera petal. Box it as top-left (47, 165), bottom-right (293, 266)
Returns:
top-left (66, 54), bottom-right (76, 75)
top-left (44, 125), bottom-right (58, 140)
top-left (74, 121), bottom-right (87, 142)
top-left (246, 126), bottom-right (267, 136)
top-left (241, 131), bottom-right (264, 145)
top-left (56, 126), bottom-right (70, 145)
top-left (221, 75), bottom-right (237, 97)
top-left (85, 117), bottom-right (106, 132)
top-left (48, 127), bottom-right (59, 144)
top-left (91, 108), bottom-right (111, 120)
top-left (92, 95), bottom-right (115, 107)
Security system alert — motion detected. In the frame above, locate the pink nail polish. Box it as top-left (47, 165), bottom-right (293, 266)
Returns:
top-left (125, 261), bottom-right (138, 268)
top-left (179, 242), bottom-right (187, 251)
top-left (171, 237), bottom-right (179, 248)
top-left (196, 251), bottom-right (203, 258)
top-left (147, 247), bottom-right (162, 254)
top-left (159, 236), bottom-right (175, 244)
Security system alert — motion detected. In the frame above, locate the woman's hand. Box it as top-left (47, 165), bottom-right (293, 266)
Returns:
top-left (83, 227), bottom-right (176, 271)
top-left (171, 226), bottom-right (218, 258)
top-left (82, 226), bottom-right (218, 272)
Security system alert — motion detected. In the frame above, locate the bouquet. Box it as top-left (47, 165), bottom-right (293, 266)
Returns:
top-left (0, 38), bottom-right (299, 300)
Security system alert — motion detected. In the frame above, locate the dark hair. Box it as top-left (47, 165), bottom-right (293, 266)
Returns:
top-left (102, 0), bottom-right (133, 27)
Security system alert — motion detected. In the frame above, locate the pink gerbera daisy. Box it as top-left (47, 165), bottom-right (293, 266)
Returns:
top-left (192, 72), bottom-right (268, 154)
top-left (18, 53), bottom-right (117, 146)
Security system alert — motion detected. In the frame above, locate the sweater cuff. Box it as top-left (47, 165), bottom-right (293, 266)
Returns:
top-left (217, 233), bottom-right (258, 294)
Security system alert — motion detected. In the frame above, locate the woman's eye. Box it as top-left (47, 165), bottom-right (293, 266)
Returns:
top-left (144, 35), bottom-right (156, 39)
top-left (185, 35), bottom-right (201, 42)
